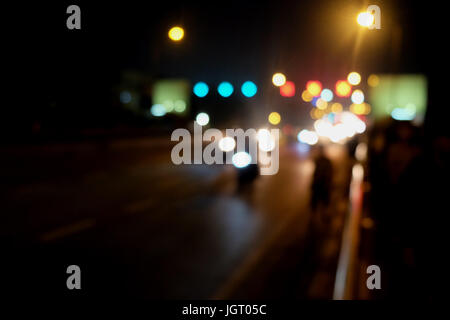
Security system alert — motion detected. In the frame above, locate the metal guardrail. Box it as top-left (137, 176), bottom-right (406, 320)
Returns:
top-left (333, 163), bottom-right (365, 300)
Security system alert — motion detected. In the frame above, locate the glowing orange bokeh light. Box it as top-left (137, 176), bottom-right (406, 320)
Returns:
top-left (280, 81), bottom-right (296, 97)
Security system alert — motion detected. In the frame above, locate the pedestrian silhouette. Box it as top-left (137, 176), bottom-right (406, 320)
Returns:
top-left (310, 145), bottom-right (333, 212)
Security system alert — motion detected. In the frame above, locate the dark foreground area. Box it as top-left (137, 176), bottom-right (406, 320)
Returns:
top-left (1, 137), bottom-right (355, 299)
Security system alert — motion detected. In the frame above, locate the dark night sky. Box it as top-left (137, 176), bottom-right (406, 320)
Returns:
top-left (4, 0), bottom-right (449, 136)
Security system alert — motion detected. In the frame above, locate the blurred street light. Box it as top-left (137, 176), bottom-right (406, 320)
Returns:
top-left (302, 90), bottom-right (313, 102)
top-left (310, 108), bottom-right (324, 120)
top-left (298, 129), bottom-right (318, 145)
top-left (351, 89), bottom-right (365, 104)
top-left (280, 81), bottom-right (295, 97)
top-left (306, 80), bottom-right (322, 97)
top-left (268, 112), bottom-right (281, 125)
top-left (272, 73), bottom-right (286, 87)
top-left (316, 98), bottom-right (328, 110)
top-left (320, 89), bottom-right (333, 102)
top-left (257, 129), bottom-right (276, 152)
top-left (196, 112), bottom-right (210, 126)
top-left (218, 137), bottom-right (236, 152)
top-left (151, 104), bottom-right (166, 117)
top-left (335, 80), bottom-right (352, 97)
top-left (168, 26), bottom-right (184, 41)
top-left (357, 12), bottom-right (375, 28)
top-left (174, 100), bottom-right (186, 113)
top-left (218, 82), bottom-right (234, 97)
top-left (193, 82), bottom-right (209, 98)
top-left (120, 91), bottom-right (132, 104)
top-left (347, 72), bottom-right (361, 85)
top-left (241, 81), bottom-right (258, 97)
top-left (232, 152), bottom-right (252, 168)
top-left (367, 74), bottom-right (380, 87)
top-left (350, 103), bottom-right (371, 115)
top-left (331, 102), bottom-right (343, 113)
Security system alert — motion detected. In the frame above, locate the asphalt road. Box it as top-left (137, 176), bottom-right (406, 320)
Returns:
top-left (0, 137), bottom-right (350, 299)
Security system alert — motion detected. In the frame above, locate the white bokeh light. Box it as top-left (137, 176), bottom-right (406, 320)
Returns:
top-left (196, 112), bottom-right (210, 126)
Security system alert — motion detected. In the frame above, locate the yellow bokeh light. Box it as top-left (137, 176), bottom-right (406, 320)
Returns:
top-left (347, 72), bottom-right (361, 85)
top-left (310, 108), bottom-right (324, 120)
top-left (331, 102), bottom-right (343, 113)
top-left (357, 12), bottom-right (375, 27)
top-left (301, 90), bottom-right (313, 102)
top-left (168, 26), bottom-right (184, 41)
top-left (368, 74), bottom-right (380, 87)
top-left (306, 82), bottom-right (322, 96)
top-left (336, 80), bottom-right (352, 97)
top-left (316, 99), bottom-right (328, 110)
top-left (268, 111), bottom-right (281, 125)
top-left (350, 103), bottom-right (371, 115)
top-left (350, 103), bottom-right (365, 115)
top-left (272, 73), bottom-right (286, 87)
